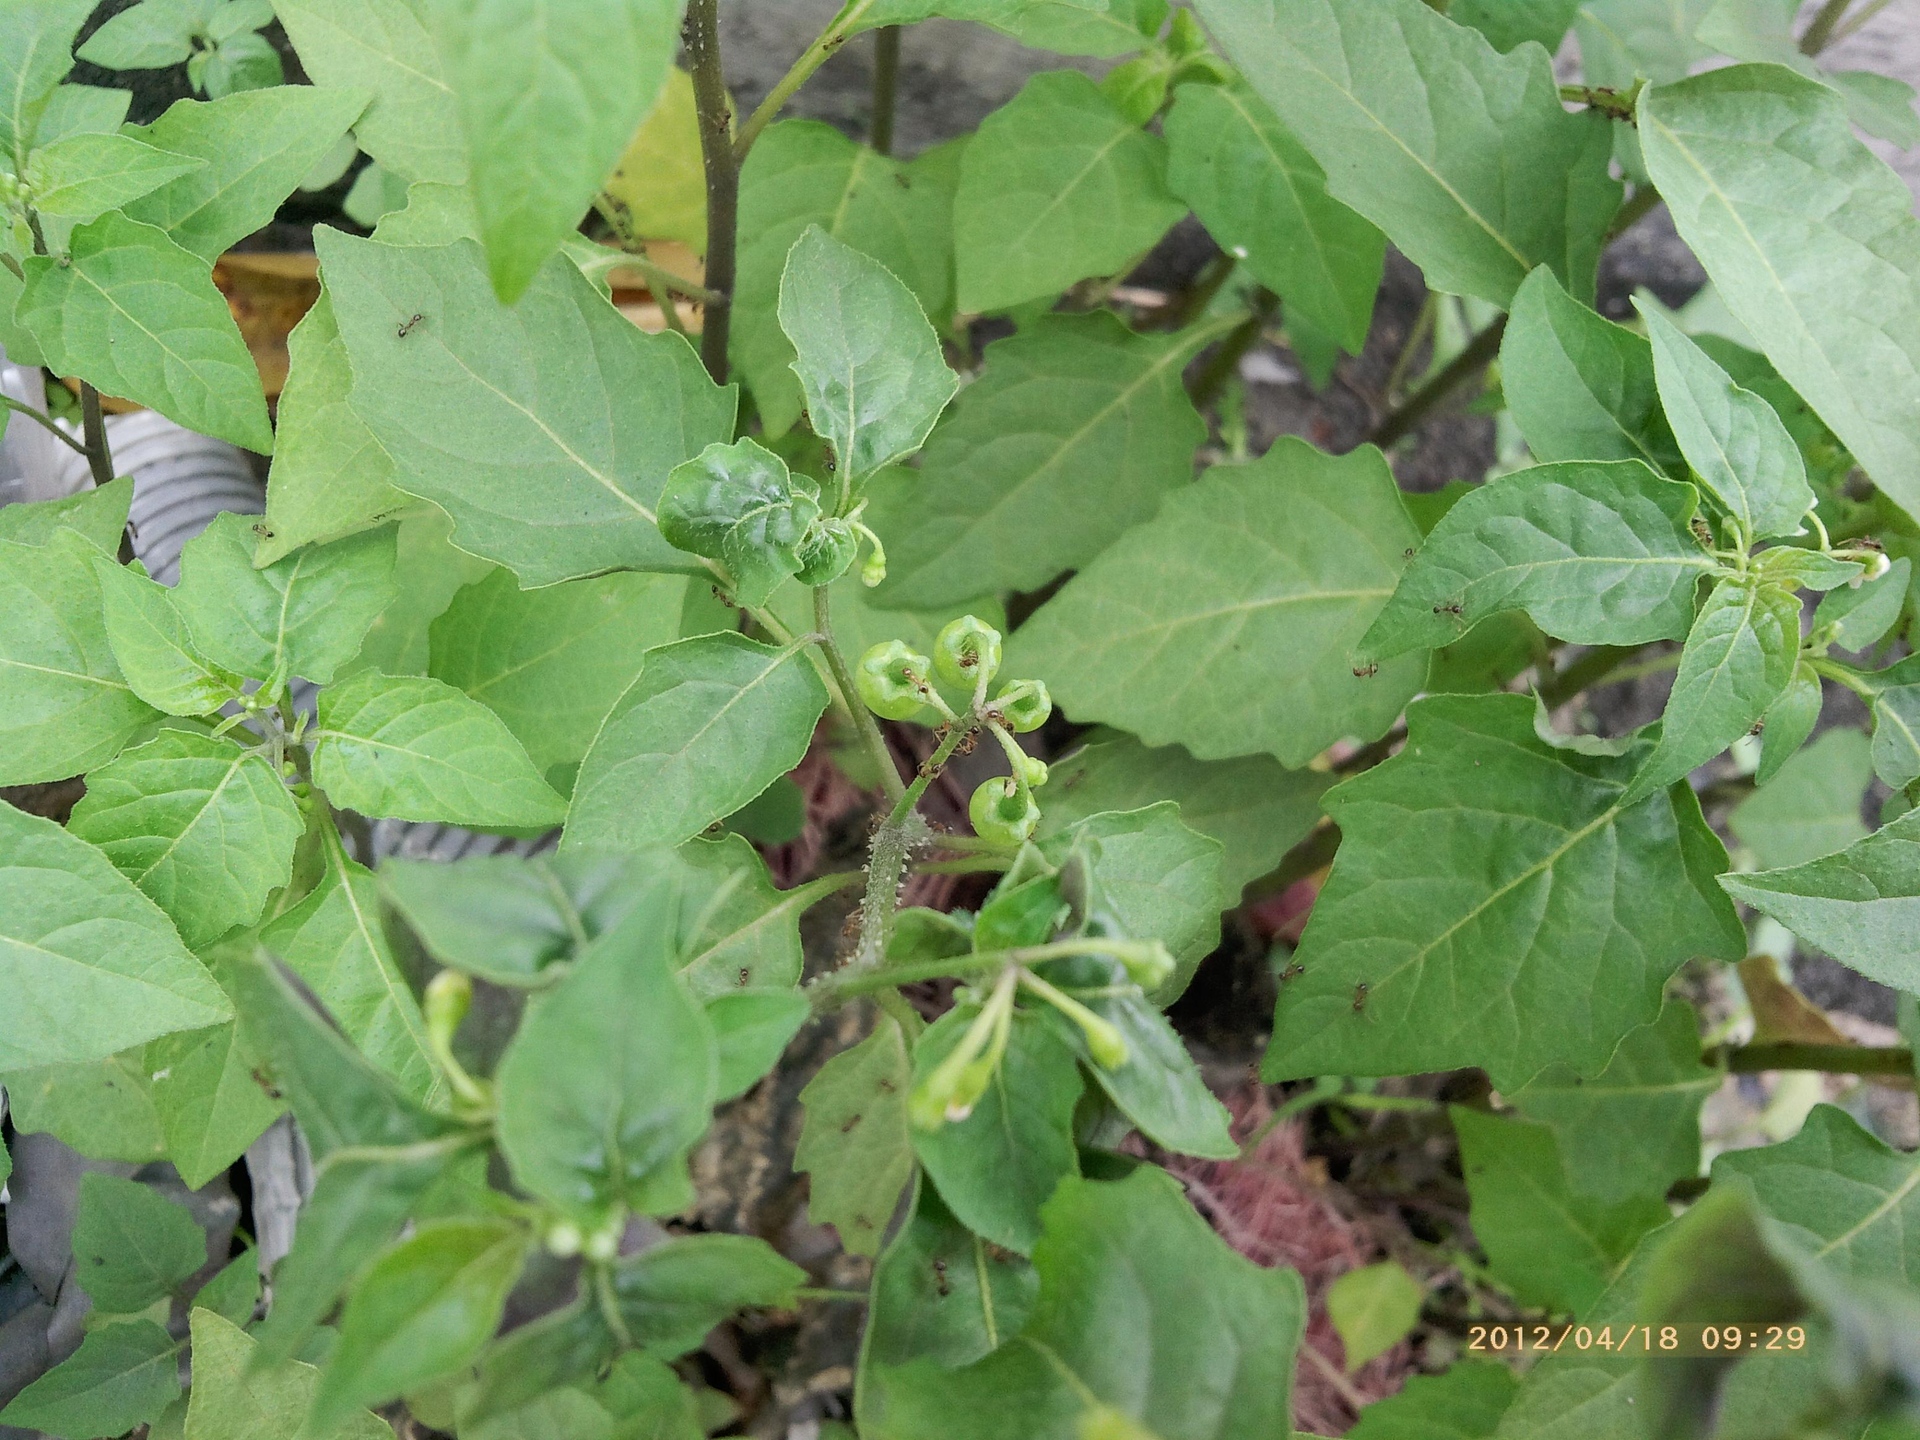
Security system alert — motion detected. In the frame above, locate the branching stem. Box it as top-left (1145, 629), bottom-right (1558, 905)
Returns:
top-left (685, 0), bottom-right (738, 385)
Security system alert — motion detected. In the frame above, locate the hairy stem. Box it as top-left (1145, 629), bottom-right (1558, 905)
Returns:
top-left (1367, 316), bottom-right (1506, 448)
top-left (685, 0), bottom-right (738, 385)
top-left (870, 25), bottom-right (901, 155)
top-left (814, 585), bottom-right (906, 804)
top-left (812, 936), bottom-right (1166, 1007)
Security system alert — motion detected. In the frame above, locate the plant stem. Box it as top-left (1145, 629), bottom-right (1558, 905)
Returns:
top-left (734, 2), bottom-right (868, 163)
top-left (1537, 643), bottom-right (1641, 708)
top-left (1242, 820), bottom-right (1341, 903)
top-left (79, 383), bottom-right (114, 487)
top-left (0, 394), bottom-right (87, 455)
top-left (811, 936), bottom-right (1165, 1007)
top-left (1711, 1041), bottom-right (1913, 1078)
top-left (1367, 316), bottom-right (1506, 448)
top-left (1799, 0), bottom-right (1854, 53)
top-left (814, 584), bottom-right (905, 804)
top-left (1830, 0), bottom-right (1895, 44)
top-left (1607, 183), bottom-right (1663, 240)
top-left (1187, 290), bottom-right (1275, 408)
top-left (870, 25), bottom-right (901, 155)
top-left (685, 0), bottom-right (738, 386)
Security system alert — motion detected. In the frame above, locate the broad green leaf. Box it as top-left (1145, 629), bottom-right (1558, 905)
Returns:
top-left (657, 437), bottom-right (822, 608)
top-left (840, 0), bottom-right (1104, 32)
top-left (1006, 438), bottom-right (1424, 767)
top-left (197, 27), bottom-right (284, 99)
top-left (1757, 658), bottom-right (1823, 785)
top-left (1327, 1260), bottom-right (1423, 1371)
top-left (1731, 727), bottom-right (1871, 870)
top-left (316, 1219), bottom-right (527, 1425)
top-left (270, 0), bottom-right (466, 184)
top-left (69, 729), bottom-right (303, 948)
top-left (1453, 1107), bottom-right (1667, 1314)
top-left (863, 1180), bottom-right (1038, 1374)
top-left (1346, 1360), bottom-right (1516, 1440)
top-left (318, 231), bottom-right (734, 587)
top-left (565, 632), bottom-right (828, 853)
top-left (1163, 79), bottom-right (1383, 353)
top-left (1501, 267), bottom-right (1681, 474)
top-left (72, 1172), bottom-right (207, 1311)
top-left (868, 312), bottom-right (1213, 608)
top-left (733, 121), bottom-right (958, 435)
top-left (778, 226), bottom-right (957, 483)
top-left (311, 669), bottom-right (568, 828)
top-left (434, 0), bottom-right (680, 302)
top-left (1720, 808), bottom-right (1920, 990)
top-left (260, 834), bottom-right (440, 1104)
top-left (707, 988), bottom-right (808, 1100)
top-left (864, 1169), bottom-right (1305, 1440)
top-left (495, 904), bottom-right (717, 1222)
top-left (953, 70), bottom-right (1185, 313)
top-left (74, 0), bottom-right (212, 68)
top-left (1038, 732), bottom-right (1332, 896)
top-left (174, 513), bottom-right (397, 685)
top-left (1509, 1001), bottom-right (1716, 1205)
top-left (0, 0), bottom-right (93, 164)
top-left (1267, 693), bottom-right (1743, 1089)
top-left (796, 1018), bottom-right (915, 1257)
top-left (1451, 0), bottom-right (1582, 51)
top-left (1363, 461), bottom-right (1712, 660)
top-left (1640, 65), bottom-right (1920, 525)
top-left (92, 553), bottom-right (244, 716)
top-left (146, 1019), bottom-right (284, 1188)
top-left (1694, 0), bottom-right (1920, 147)
top-left (1817, 555), bottom-right (1911, 654)
top-left (1640, 303), bottom-right (1814, 541)
top-left (428, 566), bottom-right (684, 778)
top-left (1, 1050), bottom-right (166, 1162)
top-left (0, 1320), bottom-right (180, 1438)
top-left (462, 1300), bottom-right (618, 1425)
top-left (0, 530), bottom-right (162, 783)
top-left (257, 291), bottom-right (411, 564)
top-left (989, 0), bottom-right (1160, 56)
top-left (17, 213), bottom-right (272, 453)
top-left (604, 66), bottom-right (703, 247)
top-left (608, 1234), bottom-right (805, 1357)
top-left (0, 801), bottom-right (229, 1069)
top-left (185, 1308), bottom-right (388, 1440)
top-left (1626, 579), bottom-right (1801, 802)
top-left (35, 84), bottom-right (133, 148)
top-left (1872, 683), bottom-right (1920, 791)
top-left (23, 132), bottom-right (206, 222)
top-left (910, 1006), bottom-right (1082, 1254)
top-left (0, 473), bottom-right (130, 550)
top-left (123, 87), bottom-right (369, 262)
top-left (1192, 0), bottom-right (1619, 307)
top-left (343, 507), bottom-right (494, 679)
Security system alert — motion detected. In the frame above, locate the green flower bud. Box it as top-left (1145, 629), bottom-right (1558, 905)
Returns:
top-left (970, 776), bottom-right (1040, 847)
top-left (994, 679), bottom-right (1052, 733)
top-left (545, 1220), bottom-right (583, 1258)
top-left (856, 639), bottom-right (933, 721)
top-left (932, 615), bottom-right (1003, 690)
top-left (1077, 1011), bottom-right (1129, 1070)
top-left (1019, 754), bottom-right (1050, 789)
top-left (1115, 940), bottom-right (1175, 991)
top-left (582, 1220), bottom-right (622, 1264)
top-left (424, 969), bottom-right (472, 1057)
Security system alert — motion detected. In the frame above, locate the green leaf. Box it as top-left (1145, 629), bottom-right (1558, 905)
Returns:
top-left (462, 1300), bottom-right (618, 1425)
top-left (707, 987), bottom-right (808, 1100)
top-left (1038, 732), bottom-right (1331, 897)
top-left (35, 84), bottom-right (133, 148)
top-left (953, 70), bottom-right (1185, 313)
top-left (609, 1234), bottom-right (805, 1357)
top-left (868, 312), bottom-right (1213, 608)
top-left (75, 0), bottom-right (210, 68)
top-left (72, 1172), bottom-right (207, 1311)
top-left (988, 0), bottom-right (1161, 56)
top-left (1453, 1107), bottom-right (1668, 1314)
top-left (1501, 267), bottom-right (1681, 474)
top-left (256, 291), bottom-right (411, 564)
top-left (1627, 579), bottom-right (1801, 803)
top-left (1, 1050), bottom-right (166, 1163)
top-left (1872, 683), bottom-right (1920, 791)
top-left (428, 566), bottom-right (685, 778)
top-left (1006, 438), bottom-right (1424, 767)
top-left (314, 1218), bottom-right (527, 1426)
top-left (1509, 1001), bottom-right (1716, 1206)
top-left (147, 1018), bottom-right (284, 1188)
top-left (1730, 727), bottom-right (1872, 870)
top-left (864, 1168), bottom-right (1306, 1440)
top-left (1346, 1359), bottom-right (1516, 1440)
top-left (342, 507), bottom-right (493, 679)
top-left (1757, 658), bottom-right (1823, 786)
top-left (1450, 0), bottom-right (1582, 51)
top-left (796, 1018), bottom-right (916, 1258)
top-left (0, 1320), bottom-right (180, 1438)
top-left (92, 554), bottom-right (244, 717)
top-left (604, 66), bottom-right (703, 248)
top-left (0, 474), bottom-right (130, 550)
top-left (0, 800), bottom-right (230, 1069)
top-left (778, 225), bottom-right (958, 483)
top-left (0, 530), bottom-right (162, 783)
top-left (0, 0), bottom-right (93, 164)
top-left (495, 904), bottom-right (717, 1222)
top-left (194, 1250), bottom-right (260, 1329)
top-left (173, 513), bottom-right (397, 685)
top-left (318, 231), bottom-right (735, 587)
top-left (1817, 556), bottom-right (1911, 654)
top-left (565, 632), bottom-right (828, 852)
top-left (910, 1006), bottom-right (1081, 1254)
top-left (270, 0), bottom-right (466, 184)
top-left (1640, 64), bottom-right (1920, 526)
top-left (260, 834), bottom-right (441, 1105)
top-left (123, 87), bottom-right (369, 262)
top-left (1163, 79), bottom-right (1383, 353)
top-left (185, 1307), bottom-right (389, 1440)
top-left (1267, 693), bottom-right (1743, 1089)
top-left (733, 121), bottom-right (958, 436)
top-left (1192, 0), bottom-right (1619, 308)
top-left (1720, 807), bottom-right (1920, 991)
top-left (68, 729), bottom-right (303, 949)
top-left (23, 132), bottom-right (206, 222)
top-left (1640, 302), bottom-right (1814, 541)
top-left (18, 212), bottom-right (272, 453)
top-left (434, 0), bottom-right (679, 301)
top-left (1327, 1261), bottom-right (1424, 1371)
top-left (311, 669), bottom-right (568, 829)
top-left (1364, 461), bottom-right (1713, 661)
top-left (657, 437), bottom-right (822, 608)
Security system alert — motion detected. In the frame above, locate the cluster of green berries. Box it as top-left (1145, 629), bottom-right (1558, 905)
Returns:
top-left (853, 615), bottom-right (1052, 846)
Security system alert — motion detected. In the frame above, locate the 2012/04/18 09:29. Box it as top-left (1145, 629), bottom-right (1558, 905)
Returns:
top-left (1466, 1323), bottom-right (1811, 1355)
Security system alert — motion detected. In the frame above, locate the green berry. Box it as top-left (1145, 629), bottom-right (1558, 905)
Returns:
top-left (856, 640), bottom-right (933, 721)
top-left (970, 776), bottom-right (1040, 847)
top-left (994, 679), bottom-right (1052, 733)
top-left (932, 615), bottom-right (1003, 690)
top-left (545, 1221), bottom-right (583, 1257)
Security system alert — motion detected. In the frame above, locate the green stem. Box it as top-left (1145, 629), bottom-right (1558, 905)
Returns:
top-left (0, 394), bottom-right (87, 455)
top-left (1608, 183), bottom-right (1663, 239)
top-left (1712, 1041), bottom-right (1912, 1078)
top-left (685, 0), bottom-right (738, 386)
top-left (1367, 316), bottom-right (1507, 447)
top-left (815, 584), bottom-right (905, 804)
top-left (1799, 0), bottom-right (1854, 53)
top-left (1809, 654), bottom-right (1879, 699)
top-left (884, 719), bottom-right (971, 828)
top-left (734, 0), bottom-right (872, 163)
top-left (870, 24), bottom-right (901, 156)
top-left (1187, 292), bottom-right (1276, 408)
top-left (79, 382), bottom-right (114, 487)
top-left (1537, 643), bottom-right (1642, 708)
top-left (811, 936), bottom-right (1164, 1007)
top-left (1830, 0), bottom-right (1896, 44)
